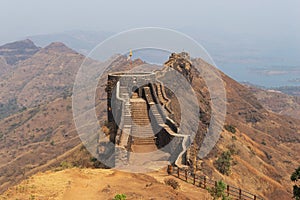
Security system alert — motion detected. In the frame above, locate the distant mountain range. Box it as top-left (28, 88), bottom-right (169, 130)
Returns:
top-left (27, 30), bottom-right (112, 55)
top-left (22, 29), bottom-right (300, 88)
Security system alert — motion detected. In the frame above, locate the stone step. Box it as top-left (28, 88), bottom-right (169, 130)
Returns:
top-left (131, 108), bottom-right (148, 112)
top-left (130, 144), bottom-right (158, 153)
top-left (133, 141), bottom-right (155, 145)
top-left (131, 129), bottom-right (154, 137)
top-left (132, 118), bottom-right (149, 122)
top-left (133, 138), bottom-right (155, 142)
top-left (132, 137), bottom-right (156, 145)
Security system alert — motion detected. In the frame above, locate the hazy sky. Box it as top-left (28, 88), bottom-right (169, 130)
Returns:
top-left (1, 0), bottom-right (300, 87)
top-left (1, 0), bottom-right (300, 44)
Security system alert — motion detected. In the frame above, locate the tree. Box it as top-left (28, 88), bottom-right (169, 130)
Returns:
top-left (291, 166), bottom-right (300, 200)
top-left (207, 180), bottom-right (231, 200)
top-left (214, 151), bottom-right (232, 176)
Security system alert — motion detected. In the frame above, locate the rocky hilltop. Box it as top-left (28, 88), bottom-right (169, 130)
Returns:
top-left (0, 39), bottom-right (40, 65)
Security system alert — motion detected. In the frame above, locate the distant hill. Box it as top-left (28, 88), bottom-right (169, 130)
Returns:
top-left (270, 86), bottom-right (300, 96)
top-left (245, 85), bottom-right (300, 119)
top-left (0, 40), bottom-right (85, 119)
top-left (0, 39), bottom-right (40, 65)
top-left (28, 30), bottom-right (112, 55)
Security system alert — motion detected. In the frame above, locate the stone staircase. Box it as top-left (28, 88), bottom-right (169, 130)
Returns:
top-left (130, 95), bottom-right (157, 152)
top-left (113, 77), bottom-right (190, 168)
top-left (130, 97), bottom-right (150, 126)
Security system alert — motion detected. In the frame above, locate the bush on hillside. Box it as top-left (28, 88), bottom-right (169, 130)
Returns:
top-left (214, 151), bottom-right (232, 176)
top-left (224, 125), bottom-right (236, 134)
top-left (207, 180), bottom-right (231, 200)
top-left (113, 194), bottom-right (126, 200)
top-left (164, 178), bottom-right (180, 190)
top-left (291, 166), bottom-right (300, 200)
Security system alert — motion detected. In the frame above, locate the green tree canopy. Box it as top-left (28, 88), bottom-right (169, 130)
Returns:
top-left (291, 166), bottom-right (300, 200)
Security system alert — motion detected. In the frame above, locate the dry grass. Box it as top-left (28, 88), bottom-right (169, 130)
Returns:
top-left (0, 168), bottom-right (209, 200)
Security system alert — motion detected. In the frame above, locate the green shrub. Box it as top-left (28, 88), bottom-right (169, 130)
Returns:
top-left (214, 151), bottom-right (232, 176)
top-left (224, 125), bottom-right (236, 134)
top-left (164, 178), bottom-right (180, 189)
top-left (291, 166), bottom-right (300, 200)
top-left (113, 194), bottom-right (127, 200)
top-left (207, 180), bottom-right (231, 200)
top-left (227, 144), bottom-right (239, 155)
top-left (60, 161), bottom-right (73, 169)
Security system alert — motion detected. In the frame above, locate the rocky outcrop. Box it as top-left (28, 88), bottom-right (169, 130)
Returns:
top-left (164, 52), bottom-right (193, 83)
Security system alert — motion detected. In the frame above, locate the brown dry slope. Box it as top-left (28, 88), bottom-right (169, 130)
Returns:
top-left (204, 66), bottom-right (300, 199)
top-left (0, 168), bottom-right (209, 200)
top-left (0, 41), bottom-right (89, 192)
top-left (162, 57), bottom-right (300, 199)
top-left (0, 97), bottom-right (81, 192)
